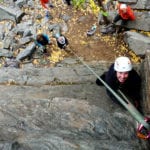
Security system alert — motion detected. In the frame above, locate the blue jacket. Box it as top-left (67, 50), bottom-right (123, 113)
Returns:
top-left (36, 34), bottom-right (50, 47)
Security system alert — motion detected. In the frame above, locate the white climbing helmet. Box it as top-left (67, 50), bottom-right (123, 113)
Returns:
top-left (120, 4), bottom-right (127, 10)
top-left (114, 56), bottom-right (132, 72)
top-left (58, 36), bottom-right (65, 45)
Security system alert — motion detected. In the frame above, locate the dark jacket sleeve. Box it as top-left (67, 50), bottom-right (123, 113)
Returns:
top-left (96, 72), bottom-right (106, 86)
top-left (105, 64), bottom-right (118, 90)
top-left (105, 64), bottom-right (121, 104)
top-left (96, 64), bottom-right (117, 89)
top-left (122, 69), bottom-right (141, 101)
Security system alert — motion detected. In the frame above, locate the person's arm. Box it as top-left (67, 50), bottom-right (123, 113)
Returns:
top-left (35, 40), bottom-right (42, 47)
top-left (126, 70), bottom-right (141, 109)
top-left (43, 34), bottom-right (50, 44)
top-left (96, 72), bottom-right (106, 86)
top-left (105, 64), bottom-right (121, 103)
top-left (105, 64), bottom-right (117, 89)
top-left (35, 34), bottom-right (49, 47)
top-left (127, 7), bottom-right (135, 20)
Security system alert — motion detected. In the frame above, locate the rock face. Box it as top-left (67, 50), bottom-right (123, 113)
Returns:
top-left (126, 12), bottom-right (150, 32)
top-left (118, 0), bottom-right (150, 9)
top-left (124, 31), bottom-right (150, 55)
top-left (141, 50), bottom-right (150, 115)
top-left (0, 5), bottom-right (24, 23)
top-left (0, 58), bottom-right (149, 149)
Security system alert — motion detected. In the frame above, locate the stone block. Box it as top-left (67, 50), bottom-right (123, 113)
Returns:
top-left (0, 5), bottom-right (24, 23)
top-left (124, 31), bottom-right (150, 55)
top-left (141, 50), bottom-right (150, 115)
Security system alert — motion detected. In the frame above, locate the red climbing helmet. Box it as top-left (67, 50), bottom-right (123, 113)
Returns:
top-left (137, 117), bottom-right (150, 140)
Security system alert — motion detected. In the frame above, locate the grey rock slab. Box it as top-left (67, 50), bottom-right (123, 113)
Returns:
top-left (0, 59), bottom-right (148, 149)
top-left (124, 31), bottom-right (150, 55)
top-left (0, 62), bottom-right (109, 85)
top-left (128, 12), bottom-right (150, 31)
top-left (118, 0), bottom-right (137, 3)
top-left (0, 5), bottom-right (24, 23)
top-left (119, 0), bottom-right (150, 9)
top-left (16, 43), bottom-right (36, 61)
top-left (0, 48), bottom-right (13, 57)
top-left (131, 0), bottom-right (150, 9)
top-left (0, 97), bottom-right (148, 149)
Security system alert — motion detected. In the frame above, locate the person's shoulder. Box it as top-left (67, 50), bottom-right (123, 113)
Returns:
top-left (43, 33), bottom-right (48, 37)
top-left (106, 63), bottom-right (117, 82)
top-left (130, 69), bottom-right (141, 80)
top-left (43, 34), bottom-right (49, 39)
top-left (131, 69), bottom-right (139, 75)
top-left (127, 5), bottom-right (133, 11)
top-left (107, 63), bottom-right (115, 75)
top-left (109, 63), bottom-right (115, 70)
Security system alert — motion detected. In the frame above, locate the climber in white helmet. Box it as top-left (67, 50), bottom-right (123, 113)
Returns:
top-left (55, 33), bottom-right (69, 49)
top-left (96, 56), bottom-right (142, 112)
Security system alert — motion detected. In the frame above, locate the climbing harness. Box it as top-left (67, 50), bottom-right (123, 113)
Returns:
top-left (67, 46), bottom-right (150, 140)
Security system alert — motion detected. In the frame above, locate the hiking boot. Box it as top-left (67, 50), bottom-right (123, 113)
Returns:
top-left (87, 25), bottom-right (97, 36)
top-left (45, 11), bottom-right (50, 18)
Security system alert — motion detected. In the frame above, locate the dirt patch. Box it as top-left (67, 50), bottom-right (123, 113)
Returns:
top-left (0, 1), bottom-right (141, 68)
top-left (60, 6), bottom-right (116, 62)
top-left (47, 3), bottom-right (140, 64)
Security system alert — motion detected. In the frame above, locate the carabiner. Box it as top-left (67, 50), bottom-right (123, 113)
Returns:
top-left (137, 117), bottom-right (150, 140)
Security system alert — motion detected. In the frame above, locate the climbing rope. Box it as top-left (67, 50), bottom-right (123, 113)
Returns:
top-left (66, 46), bottom-right (150, 140)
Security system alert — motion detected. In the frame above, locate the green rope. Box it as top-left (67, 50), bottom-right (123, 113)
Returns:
top-left (68, 47), bottom-right (150, 130)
